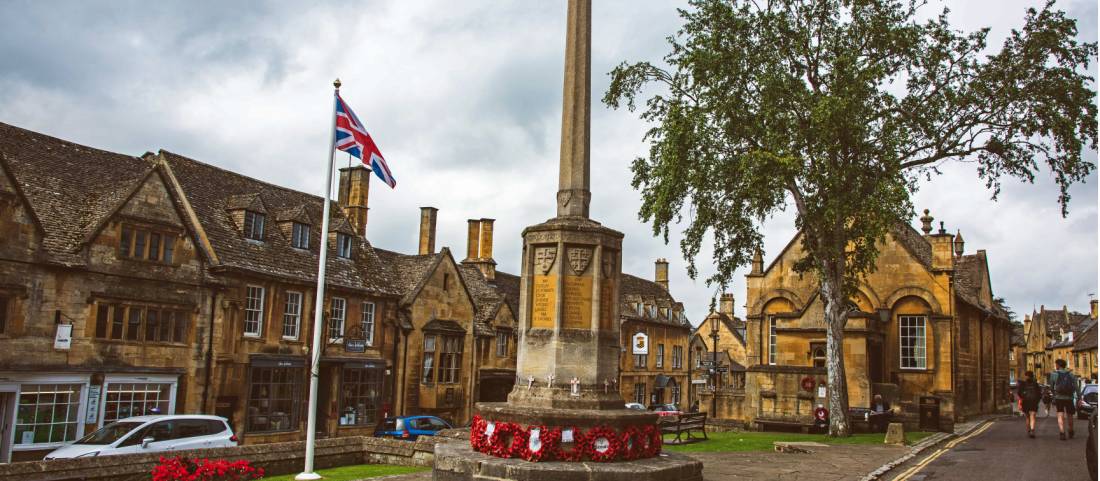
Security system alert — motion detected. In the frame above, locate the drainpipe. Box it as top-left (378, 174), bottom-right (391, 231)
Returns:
top-left (201, 291), bottom-right (218, 413)
top-left (390, 312), bottom-right (400, 418)
top-left (400, 323), bottom-right (410, 416)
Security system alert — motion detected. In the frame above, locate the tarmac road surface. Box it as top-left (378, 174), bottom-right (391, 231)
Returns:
top-left (888, 414), bottom-right (1090, 481)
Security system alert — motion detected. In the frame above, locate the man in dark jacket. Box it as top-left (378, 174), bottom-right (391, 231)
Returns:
top-left (1048, 359), bottom-right (1078, 440)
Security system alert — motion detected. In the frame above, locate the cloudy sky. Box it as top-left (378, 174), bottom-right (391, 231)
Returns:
top-left (1, 0), bottom-right (1096, 324)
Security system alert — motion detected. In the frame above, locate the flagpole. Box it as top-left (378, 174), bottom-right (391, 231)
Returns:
top-left (296, 78), bottom-right (341, 481)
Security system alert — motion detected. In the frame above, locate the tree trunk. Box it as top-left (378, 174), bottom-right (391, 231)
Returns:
top-left (820, 261), bottom-right (851, 437)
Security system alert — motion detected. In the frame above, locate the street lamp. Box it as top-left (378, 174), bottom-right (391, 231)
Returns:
top-left (709, 314), bottom-right (719, 414)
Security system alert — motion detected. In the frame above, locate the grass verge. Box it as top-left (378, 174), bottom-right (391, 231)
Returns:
top-left (261, 464), bottom-right (429, 481)
top-left (663, 430), bottom-right (934, 452)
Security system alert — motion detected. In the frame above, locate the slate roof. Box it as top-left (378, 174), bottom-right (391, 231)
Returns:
top-left (619, 273), bottom-right (692, 329)
top-left (0, 122), bottom-right (153, 266)
top-left (160, 150), bottom-right (398, 295)
top-left (1033, 306), bottom-right (1085, 340)
top-left (1074, 320), bottom-right (1097, 352)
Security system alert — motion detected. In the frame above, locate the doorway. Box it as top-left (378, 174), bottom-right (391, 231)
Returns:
top-left (0, 392), bottom-right (14, 463)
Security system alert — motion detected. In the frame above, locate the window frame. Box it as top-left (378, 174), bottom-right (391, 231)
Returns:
top-left (438, 335), bottom-right (463, 384)
top-left (656, 344), bottom-right (665, 368)
top-left (246, 365), bottom-right (303, 434)
top-left (98, 376), bottom-right (177, 427)
top-left (633, 352), bottom-right (648, 369)
top-left (291, 222), bottom-right (310, 249)
top-left (243, 211), bottom-right (266, 240)
top-left (361, 301), bottom-right (375, 346)
top-left (421, 336), bottom-right (437, 384)
top-left (244, 286), bottom-right (265, 338)
top-left (0, 295), bottom-right (9, 335)
top-left (768, 316), bottom-right (777, 365)
top-left (329, 297), bottom-right (346, 342)
top-left (12, 381), bottom-right (87, 450)
top-left (283, 291), bottom-right (302, 340)
top-left (899, 315), bottom-right (928, 370)
top-left (495, 330), bottom-right (508, 357)
top-left (633, 382), bottom-right (647, 404)
top-left (336, 233), bottom-right (353, 259)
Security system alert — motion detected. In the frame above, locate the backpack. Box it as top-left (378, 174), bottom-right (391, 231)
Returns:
top-left (1021, 382), bottom-right (1041, 403)
top-left (1054, 371), bottom-right (1076, 396)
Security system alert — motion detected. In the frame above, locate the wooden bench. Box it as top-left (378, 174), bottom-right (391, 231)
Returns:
top-left (659, 412), bottom-right (708, 444)
top-left (753, 418), bottom-right (814, 434)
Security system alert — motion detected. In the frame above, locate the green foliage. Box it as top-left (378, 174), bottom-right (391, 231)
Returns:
top-left (604, 0), bottom-right (1097, 294)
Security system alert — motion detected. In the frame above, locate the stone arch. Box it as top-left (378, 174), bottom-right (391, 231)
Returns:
top-left (854, 285), bottom-right (882, 309)
top-left (883, 286), bottom-right (943, 315)
top-left (749, 288), bottom-right (804, 314)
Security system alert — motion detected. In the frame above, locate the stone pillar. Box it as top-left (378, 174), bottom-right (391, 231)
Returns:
top-left (418, 207), bottom-right (437, 255)
top-left (555, 0), bottom-right (591, 218)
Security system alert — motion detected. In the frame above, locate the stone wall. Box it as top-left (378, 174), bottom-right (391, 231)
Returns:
top-left (0, 435), bottom-right (437, 481)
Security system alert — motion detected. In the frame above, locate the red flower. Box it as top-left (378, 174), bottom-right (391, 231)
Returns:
top-left (520, 425), bottom-right (560, 462)
top-left (552, 426), bottom-right (586, 461)
top-left (583, 426), bottom-right (622, 462)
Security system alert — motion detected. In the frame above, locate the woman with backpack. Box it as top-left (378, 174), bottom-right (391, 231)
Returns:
top-left (1016, 371), bottom-right (1042, 438)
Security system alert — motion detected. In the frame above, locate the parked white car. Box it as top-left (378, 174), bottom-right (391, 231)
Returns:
top-left (44, 415), bottom-right (236, 459)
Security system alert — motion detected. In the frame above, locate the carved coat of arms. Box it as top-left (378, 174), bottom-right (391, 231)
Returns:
top-left (534, 247), bottom-right (557, 274)
top-left (567, 247), bottom-right (592, 275)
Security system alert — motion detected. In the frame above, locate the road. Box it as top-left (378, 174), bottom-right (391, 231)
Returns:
top-left (888, 415), bottom-right (1091, 481)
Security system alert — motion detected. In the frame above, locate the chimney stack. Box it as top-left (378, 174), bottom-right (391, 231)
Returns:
top-left (465, 219), bottom-right (481, 261)
top-left (655, 258), bottom-right (669, 291)
top-left (337, 166), bottom-right (370, 237)
top-left (418, 207), bottom-right (438, 255)
top-left (479, 218), bottom-right (495, 260)
top-left (1091, 299), bottom-right (1097, 320)
top-left (719, 293), bottom-right (735, 318)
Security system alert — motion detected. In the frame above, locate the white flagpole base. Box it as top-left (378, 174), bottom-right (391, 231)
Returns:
top-left (294, 472), bottom-right (323, 480)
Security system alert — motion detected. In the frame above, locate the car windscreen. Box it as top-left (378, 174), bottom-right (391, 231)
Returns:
top-left (74, 421), bottom-right (144, 445)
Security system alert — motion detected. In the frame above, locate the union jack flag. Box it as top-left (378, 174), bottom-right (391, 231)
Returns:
top-left (335, 93), bottom-right (396, 188)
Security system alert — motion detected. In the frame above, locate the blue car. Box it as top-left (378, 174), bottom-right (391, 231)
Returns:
top-left (374, 415), bottom-right (452, 440)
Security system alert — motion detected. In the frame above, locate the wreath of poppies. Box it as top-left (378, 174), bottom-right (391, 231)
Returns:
top-left (520, 425), bottom-right (560, 462)
top-left (640, 424), bottom-right (662, 457)
top-left (583, 426), bottom-right (623, 462)
top-left (486, 421), bottom-right (528, 458)
top-left (553, 426), bottom-right (586, 461)
top-left (472, 421), bottom-right (658, 462)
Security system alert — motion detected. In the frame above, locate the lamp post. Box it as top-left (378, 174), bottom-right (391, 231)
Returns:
top-left (709, 314), bottom-right (719, 414)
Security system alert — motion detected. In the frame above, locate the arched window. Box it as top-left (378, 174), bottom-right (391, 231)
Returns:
top-left (812, 346), bottom-right (826, 368)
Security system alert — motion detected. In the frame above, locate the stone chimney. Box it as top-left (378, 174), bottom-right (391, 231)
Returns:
top-left (418, 207), bottom-right (438, 255)
top-left (479, 219), bottom-right (495, 260)
top-left (719, 293), bottom-right (735, 318)
top-left (337, 166), bottom-right (370, 237)
top-left (928, 219), bottom-right (955, 270)
top-left (1091, 299), bottom-right (1097, 320)
top-left (655, 258), bottom-right (669, 291)
top-left (465, 219), bottom-right (481, 261)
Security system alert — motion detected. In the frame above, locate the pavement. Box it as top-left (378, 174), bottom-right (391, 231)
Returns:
top-left (882, 414), bottom-right (1091, 481)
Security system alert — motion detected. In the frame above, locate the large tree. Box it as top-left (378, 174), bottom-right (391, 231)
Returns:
top-left (604, 0), bottom-right (1095, 436)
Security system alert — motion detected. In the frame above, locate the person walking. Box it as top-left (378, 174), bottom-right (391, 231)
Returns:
top-left (1016, 370), bottom-right (1042, 438)
top-left (1048, 359), bottom-right (1078, 440)
top-left (1041, 384), bottom-right (1054, 417)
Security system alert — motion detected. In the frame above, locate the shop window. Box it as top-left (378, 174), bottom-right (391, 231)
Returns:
top-left (14, 384), bottom-right (82, 446)
top-left (900, 315), bottom-right (928, 369)
top-left (244, 286), bottom-right (265, 337)
top-left (103, 382), bottom-right (172, 424)
top-left (283, 292), bottom-right (302, 340)
top-left (339, 367), bottom-right (382, 426)
top-left (118, 224), bottom-right (177, 264)
top-left (361, 302), bottom-right (375, 346)
top-left (247, 366), bottom-right (301, 433)
top-left (329, 297), bottom-right (346, 341)
top-left (243, 211), bottom-right (265, 240)
top-left (496, 330), bottom-right (508, 357)
top-left (422, 337), bottom-right (436, 384)
top-left (438, 335), bottom-right (463, 384)
top-left (291, 222), bottom-right (310, 249)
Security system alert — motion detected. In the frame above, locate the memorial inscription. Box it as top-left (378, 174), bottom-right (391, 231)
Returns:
top-left (531, 275), bottom-right (558, 328)
top-left (562, 275), bottom-right (592, 329)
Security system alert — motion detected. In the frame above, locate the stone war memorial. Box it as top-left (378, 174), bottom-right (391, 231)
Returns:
top-left (432, 1), bottom-right (703, 480)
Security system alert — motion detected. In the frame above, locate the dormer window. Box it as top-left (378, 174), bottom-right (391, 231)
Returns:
top-left (636, 303), bottom-right (644, 316)
top-left (291, 222), bottom-right (310, 249)
top-left (336, 233), bottom-right (353, 258)
top-left (648, 305), bottom-right (657, 319)
top-left (244, 211), bottom-right (265, 240)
